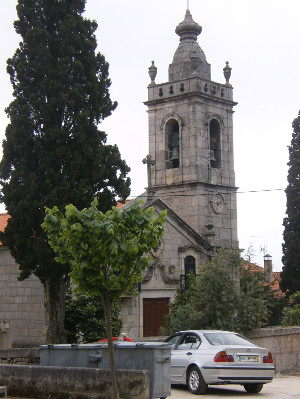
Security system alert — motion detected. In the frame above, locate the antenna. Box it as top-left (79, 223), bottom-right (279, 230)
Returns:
top-left (187, 0), bottom-right (190, 10)
top-left (260, 244), bottom-right (268, 256)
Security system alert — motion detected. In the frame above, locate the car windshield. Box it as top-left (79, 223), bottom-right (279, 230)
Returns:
top-left (203, 332), bottom-right (255, 346)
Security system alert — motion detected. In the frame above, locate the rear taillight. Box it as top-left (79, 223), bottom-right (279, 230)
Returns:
top-left (214, 351), bottom-right (234, 362)
top-left (263, 352), bottom-right (273, 363)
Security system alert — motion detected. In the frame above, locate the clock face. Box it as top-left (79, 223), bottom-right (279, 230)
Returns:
top-left (211, 194), bottom-right (225, 214)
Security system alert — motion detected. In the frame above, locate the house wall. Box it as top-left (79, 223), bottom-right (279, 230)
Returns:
top-left (0, 247), bottom-right (46, 347)
top-left (248, 327), bottom-right (300, 374)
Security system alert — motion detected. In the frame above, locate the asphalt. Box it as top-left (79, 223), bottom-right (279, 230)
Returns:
top-left (169, 375), bottom-right (300, 398)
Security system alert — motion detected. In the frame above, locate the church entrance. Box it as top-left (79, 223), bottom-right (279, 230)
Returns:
top-left (143, 297), bottom-right (169, 337)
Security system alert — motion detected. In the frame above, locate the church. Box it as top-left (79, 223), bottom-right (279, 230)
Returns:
top-left (119, 9), bottom-right (238, 338)
top-left (0, 8), bottom-right (238, 346)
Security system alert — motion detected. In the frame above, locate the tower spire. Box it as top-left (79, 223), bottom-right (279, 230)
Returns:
top-left (187, 0), bottom-right (189, 10)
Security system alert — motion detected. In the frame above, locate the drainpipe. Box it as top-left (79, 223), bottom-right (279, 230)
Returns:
top-left (264, 254), bottom-right (273, 284)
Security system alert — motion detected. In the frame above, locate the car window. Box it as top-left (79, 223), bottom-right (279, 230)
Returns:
top-left (165, 333), bottom-right (183, 349)
top-left (177, 333), bottom-right (201, 350)
top-left (204, 332), bottom-right (256, 346)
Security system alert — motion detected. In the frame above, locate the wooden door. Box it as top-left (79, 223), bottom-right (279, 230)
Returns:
top-left (143, 297), bottom-right (169, 337)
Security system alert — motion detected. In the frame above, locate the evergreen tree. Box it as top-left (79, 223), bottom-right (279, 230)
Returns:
top-left (281, 111), bottom-right (300, 296)
top-left (0, 0), bottom-right (130, 343)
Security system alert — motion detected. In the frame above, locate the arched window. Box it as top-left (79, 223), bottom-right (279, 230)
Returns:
top-left (165, 120), bottom-right (180, 169)
top-left (181, 255), bottom-right (196, 291)
top-left (184, 256), bottom-right (196, 275)
top-left (209, 119), bottom-right (221, 168)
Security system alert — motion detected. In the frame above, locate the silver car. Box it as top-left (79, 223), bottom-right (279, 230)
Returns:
top-left (165, 330), bottom-right (275, 395)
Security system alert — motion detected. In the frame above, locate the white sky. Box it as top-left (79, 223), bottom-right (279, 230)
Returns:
top-left (1, 0), bottom-right (300, 271)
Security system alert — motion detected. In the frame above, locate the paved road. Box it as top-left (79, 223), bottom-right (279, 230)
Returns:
top-left (169, 375), bottom-right (300, 398)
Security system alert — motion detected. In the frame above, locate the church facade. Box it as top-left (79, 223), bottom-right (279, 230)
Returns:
top-left (0, 9), bottom-right (239, 345)
top-left (120, 9), bottom-right (238, 338)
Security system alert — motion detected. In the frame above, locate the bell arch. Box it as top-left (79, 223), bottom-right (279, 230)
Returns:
top-left (166, 119), bottom-right (180, 168)
top-left (209, 117), bottom-right (222, 169)
top-left (160, 114), bottom-right (184, 169)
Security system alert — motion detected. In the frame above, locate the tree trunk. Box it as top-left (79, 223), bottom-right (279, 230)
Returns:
top-left (44, 274), bottom-right (68, 344)
top-left (102, 292), bottom-right (120, 399)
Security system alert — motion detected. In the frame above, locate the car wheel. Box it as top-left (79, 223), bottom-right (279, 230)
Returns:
top-left (187, 366), bottom-right (208, 395)
top-left (243, 383), bottom-right (264, 393)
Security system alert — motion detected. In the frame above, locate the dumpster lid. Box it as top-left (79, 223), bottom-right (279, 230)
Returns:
top-left (40, 342), bottom-right (170, 350)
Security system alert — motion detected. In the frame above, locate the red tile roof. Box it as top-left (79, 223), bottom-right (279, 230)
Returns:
top-left (0, 213), bottom-right (10, 233)
top-left (116, 200), bottom-right (132, 209)
top-left (243, 261), bottom-right (284, 298)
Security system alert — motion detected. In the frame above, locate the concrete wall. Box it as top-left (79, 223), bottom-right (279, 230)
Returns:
top-left (0, 364), bottom-right (150, 399)
top-left (0, 247), bottom-right (46, 347)
top-left (248, 327), bottom-right (300, 374)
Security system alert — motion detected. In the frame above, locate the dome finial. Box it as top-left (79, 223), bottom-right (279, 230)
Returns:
top-left (175, 8), bottom-right (202, 41)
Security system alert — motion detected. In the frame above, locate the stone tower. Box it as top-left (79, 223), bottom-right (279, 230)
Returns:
top-left (145, 9), bottom-right (238, 249)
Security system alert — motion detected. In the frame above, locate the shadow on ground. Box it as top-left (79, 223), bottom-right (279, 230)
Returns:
top-left (172, 384), bottom-right (250, 396)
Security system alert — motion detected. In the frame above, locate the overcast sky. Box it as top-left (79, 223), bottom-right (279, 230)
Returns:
top-left (1, 0), bottom-right (299, 271)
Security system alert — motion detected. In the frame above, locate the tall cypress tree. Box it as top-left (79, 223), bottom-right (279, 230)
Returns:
top-left (281, 111), bottom-right (300, 296)
top-left (0, 0), bottom-right (130, 343)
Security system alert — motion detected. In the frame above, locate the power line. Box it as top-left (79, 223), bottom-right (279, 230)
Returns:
top-left (127, 188), bottom-right (286, 199)
top-left (237, 188), bottom-right (285, 194)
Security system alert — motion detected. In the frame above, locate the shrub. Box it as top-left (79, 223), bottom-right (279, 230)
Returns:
top-left (65, 294), bottom-right (123, 343)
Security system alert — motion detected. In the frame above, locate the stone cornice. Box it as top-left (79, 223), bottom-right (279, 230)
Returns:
top-left (151, 181), bottom-right (239, 192)
top-left (144, 91), bottom-right (238, 108)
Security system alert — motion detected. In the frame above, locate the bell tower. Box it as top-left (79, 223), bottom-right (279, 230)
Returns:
top-left (145, 9), bottom-right (238, 248)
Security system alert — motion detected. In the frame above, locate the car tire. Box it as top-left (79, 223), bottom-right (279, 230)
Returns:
top-left (243, 383), bottom-right (264, 393)
top-left (187, 366), bottom-right (208, 395)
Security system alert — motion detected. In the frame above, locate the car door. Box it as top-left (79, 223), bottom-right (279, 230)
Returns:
top-left (170, 333), bottom-right (201, 381)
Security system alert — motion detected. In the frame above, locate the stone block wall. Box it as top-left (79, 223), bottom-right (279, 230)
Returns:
top-left (0, 247), bottom-right (46, 347)
top-left (0, 364), bottom-right (150, 399)
top-left (248, 327), bottom-right (300, 374)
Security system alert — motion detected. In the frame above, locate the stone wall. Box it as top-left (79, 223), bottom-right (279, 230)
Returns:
top-left (0, 364), bottom-right (149, 399)
top-left (0, 247), bottom-right (46, 347)
top-left (248, 327), bottom-right (300, 374)
top-left (0, 348), bottom-right (39, 364)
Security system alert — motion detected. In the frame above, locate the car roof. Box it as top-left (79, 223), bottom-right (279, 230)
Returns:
top-left (178, 330), bottom-right (235, 334)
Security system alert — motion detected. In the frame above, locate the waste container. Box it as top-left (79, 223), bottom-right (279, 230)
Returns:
top-left (40, 342), bottom-right (171, 399)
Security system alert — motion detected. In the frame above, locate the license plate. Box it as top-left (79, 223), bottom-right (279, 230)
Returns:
top-left (238, 355), bottom-right (259, 362)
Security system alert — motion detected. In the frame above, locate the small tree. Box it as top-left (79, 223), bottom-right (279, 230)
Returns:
top-left (237, 265), bottom-right (269, 331)
top-left (189, 248), bottom-right (241, 331)
top-left (42, 199), bottom-right (166, 399)
top-left (165, 275), bottom-right (197, 333)
top-left (166, 248), bottom-right (269, 335)
top-left (281, 111), bottom-right (300, 296)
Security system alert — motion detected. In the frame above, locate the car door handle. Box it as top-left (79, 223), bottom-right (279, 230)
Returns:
top-left (186, 352), bottom-right (193, 356)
